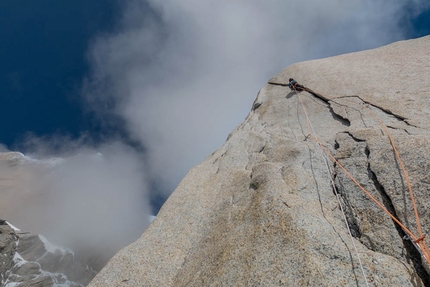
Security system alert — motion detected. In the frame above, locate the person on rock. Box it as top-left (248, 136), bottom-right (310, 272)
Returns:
top-left (288, 78), bottom-right (305, 91)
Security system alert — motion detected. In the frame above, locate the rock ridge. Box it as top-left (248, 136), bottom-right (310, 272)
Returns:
top-left (90, 35), bottom-right (430, 286)
top-left (0, 219), bottom-right (96, 287)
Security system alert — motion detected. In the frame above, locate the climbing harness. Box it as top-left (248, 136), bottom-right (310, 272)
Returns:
top-left (290, 81), bottom-right (430, 283)
top-left (289, 78), bottom-right (305, 91)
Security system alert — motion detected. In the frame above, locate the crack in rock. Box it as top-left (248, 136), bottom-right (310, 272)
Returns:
top-left (333, 131), bottom-right (430, 285)
top-left (267, 82), bottom-right (350, 127)
top-left (334, 132), bottom-right (430, 286)
top-left (364, 145), bottom-right (430, 286)
top-left (345, 132), bottom-right (366, 143)
top-left (270, 80), bottom-right (429, 284)
top-left (335, 95), bottom-right (419, 128)
top-left (268, 82), bottom-right (419, 129)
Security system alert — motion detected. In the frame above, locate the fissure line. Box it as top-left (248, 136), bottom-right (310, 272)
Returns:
top-left (290, 82), bottom-right (430, 266)
top-left (293, 85), bottom-right (369, 287)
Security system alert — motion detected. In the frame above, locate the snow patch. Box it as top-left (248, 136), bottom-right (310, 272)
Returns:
top-left (39, 269), bottom-right (85, 287)
top-left (5, 221), bottom-right (20, 231)
top-left (4, 282), bottom-right (20, 287)
top-left (2, 227), bottom-right (84, 286)
top-left (12, 251), bottom-right (27, 268)
top-left (38, 235), bottom-right (74, 256)
top-left (8, 249), bottom-right (83, 287)
top-left (0, 151), bottom-right (65, 168)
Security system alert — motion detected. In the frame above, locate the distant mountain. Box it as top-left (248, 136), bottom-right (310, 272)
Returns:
top-left (0, 219), bottom-right (95, 286)
top-left (0, 149), bottom-right (150, 285)
top-left (89, 36), bottom-right (430, 286)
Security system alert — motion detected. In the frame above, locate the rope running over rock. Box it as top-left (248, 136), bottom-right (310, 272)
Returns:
top-left (292, 85), bottom-right (369, 287)
top-left (291, 83), bottom-right (430, 266)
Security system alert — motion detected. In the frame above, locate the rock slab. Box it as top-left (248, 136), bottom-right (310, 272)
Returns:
top-left (90, 36), bottom-right (430, 286)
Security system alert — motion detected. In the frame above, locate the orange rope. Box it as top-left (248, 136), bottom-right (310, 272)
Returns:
top-left (362, 105), bottom-right (430, 262)
top-left (363, 105), bottom-right (423, 237)
top-left (293, 87), bottom-right (430, 264)
top-left (295, 88), bottom-right (370, 286)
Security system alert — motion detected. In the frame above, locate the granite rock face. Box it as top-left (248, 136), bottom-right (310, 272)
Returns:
top-left (90, 36), bottom-right (430, 286)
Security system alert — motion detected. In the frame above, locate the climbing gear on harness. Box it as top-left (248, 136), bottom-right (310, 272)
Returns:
top-left (288, 78), bottom-right (305, 91)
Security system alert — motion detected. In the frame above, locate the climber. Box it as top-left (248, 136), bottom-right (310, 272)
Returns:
top-left (288, 78), bottom-right (305, 91)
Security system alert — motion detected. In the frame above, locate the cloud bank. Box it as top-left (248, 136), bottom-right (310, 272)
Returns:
top-left (0, 140), bottom-right (150, 270)
top-left (85, 0), bottom-right (429, 197)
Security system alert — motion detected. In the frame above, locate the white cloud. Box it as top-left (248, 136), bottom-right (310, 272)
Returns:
top-left (0, 140), bottom-right (150, 270)
top-left (85, 0), bottom-right (429, 195)
top-left (43, 142), bottom-right (149, 268)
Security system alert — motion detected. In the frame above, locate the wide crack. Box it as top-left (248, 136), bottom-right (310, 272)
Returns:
top-left (333, 132), bottom-right (429, 285)
top-left (268, 81), bottom-right (418, 129)
top-left (268, 82), bottom-right (351, 127)
top-left (335, 95), bottom-right (418, 128)
top-left (271, 81), bottom-right (429, 284)
top-left (365, 145), bottom-right (430, 286)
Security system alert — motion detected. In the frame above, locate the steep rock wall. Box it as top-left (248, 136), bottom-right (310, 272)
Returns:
top-left (90, 36), bottom-right (430, 286)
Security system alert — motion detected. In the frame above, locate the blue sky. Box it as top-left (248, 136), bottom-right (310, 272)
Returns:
top-left (412, 7), bottom-right (430, 37)
top-left (0, 1), bottom-right (118, 147)
top-left (1, 2), bottom-right (429, 150)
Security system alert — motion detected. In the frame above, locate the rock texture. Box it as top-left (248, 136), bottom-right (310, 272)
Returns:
top-left (0, 219), bottom-right (96, 286)
top-left (0, 220), bottom-right (17, 284)
top-left (90, 36), bottom-right (430, 286)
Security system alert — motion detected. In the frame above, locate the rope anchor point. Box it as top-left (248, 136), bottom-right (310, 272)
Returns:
top-left (414, 235), bottom-right (426, 244)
